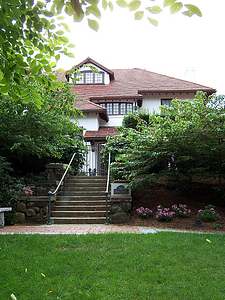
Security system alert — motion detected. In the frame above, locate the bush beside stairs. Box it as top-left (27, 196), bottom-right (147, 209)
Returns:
top-left (51, 176), bottom-right (109, 224)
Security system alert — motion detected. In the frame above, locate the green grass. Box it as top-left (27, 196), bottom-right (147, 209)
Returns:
top-left (0, 232), bottom-right (224, 300)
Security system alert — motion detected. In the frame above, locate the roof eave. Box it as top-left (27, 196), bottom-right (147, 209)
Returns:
top-left (138, 88), bottom-right (217, 95)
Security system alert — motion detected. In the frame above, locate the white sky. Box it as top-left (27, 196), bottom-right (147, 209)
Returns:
top-left (56, 0), bottom-right (225, 95)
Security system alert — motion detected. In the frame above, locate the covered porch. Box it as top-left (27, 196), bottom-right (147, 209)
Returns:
top-left (83, 127), bottom-right (119, 176)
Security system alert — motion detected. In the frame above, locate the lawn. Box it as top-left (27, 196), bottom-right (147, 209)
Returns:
top-left (1, 232), bottom-right (224, 300)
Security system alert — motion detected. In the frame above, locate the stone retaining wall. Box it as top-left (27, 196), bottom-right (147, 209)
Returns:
top-left (15, 197), bottom-right (52, 224)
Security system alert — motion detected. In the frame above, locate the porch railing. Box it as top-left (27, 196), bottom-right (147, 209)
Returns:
top-left (47, 153), bottom-right (76, 225)
top-left (105, 152), bottom-right (111, 225)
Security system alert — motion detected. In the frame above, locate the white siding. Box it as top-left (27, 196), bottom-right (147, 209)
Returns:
top-left (77, 113), bottom-right (99, 131)
top-left (142, 93), bottom-right (196, 114)
top-left (99, 115), bottom-right (124, 127)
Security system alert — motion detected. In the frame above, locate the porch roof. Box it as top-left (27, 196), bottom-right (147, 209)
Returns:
top-left (83, 127), bottom-right (119, 142)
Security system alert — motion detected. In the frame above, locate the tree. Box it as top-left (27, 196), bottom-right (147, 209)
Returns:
top-left (103, 92), bottom-right (225, 193)
top-left (0, 77), bottom-right (86, 174)
top-left (50, 0), bottom-right (202, 29)
top-left (0, 0), bottom-right (78, 104)
top-left (0, 0), bottom-right (201, 103)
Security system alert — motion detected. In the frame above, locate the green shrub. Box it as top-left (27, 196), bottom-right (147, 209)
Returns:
top-left (198, 205), bottom-right (221, 222)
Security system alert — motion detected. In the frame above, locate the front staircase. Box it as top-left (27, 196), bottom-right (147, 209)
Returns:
top-left (51, 176), bottom-right (108, 224)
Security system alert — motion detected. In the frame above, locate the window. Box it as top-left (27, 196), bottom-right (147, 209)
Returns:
top-left (99, 102), bottom-right (133, 115)
top-left (74, 71), bottom-right (104, 85)
top-left (161, 99), bottom-right (173, 107)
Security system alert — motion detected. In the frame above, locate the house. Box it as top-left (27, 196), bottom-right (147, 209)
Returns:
top-left (62, 57), bottom-right (216, 175)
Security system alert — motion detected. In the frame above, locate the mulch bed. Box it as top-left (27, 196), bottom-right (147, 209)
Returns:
top-left (125, 183), bottom-right (225, 234)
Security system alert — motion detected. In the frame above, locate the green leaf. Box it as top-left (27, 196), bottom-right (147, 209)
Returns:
top-left (182, 10), bottom-right (194, 17)
top-left (0, 85), bottom-right (10, 95)
top-left (59, 36), bottom-right (69, 43)
top-left (40, 58), bottom-right (49, 65)
top-left (57, 16), bottom-right (65, 20)
top-left (49, 62), bottom-right (56, 67)
top-left (65, 52), bottom-right (75, 58)
top-left (102, 0), bottom-right (107, 10)
top-left (108, 1), bottom-right (114, 11)
top-left (56, 30), bottom-right (64, 35)
top-left (23, 96), bottom-right (31, 103)
top-left (184, 4), bottom-right (202, 17)
top-left (68, 43), bottom-right (75, 48)
top-left (163, 0), bottom-right (176, 7)
top-left (42, 10), bottom-right (54, 17)
top-left (30, 91), bottom-right (41, 99)
top-left (86, 5), bottom-right (101, 19)
top-left (54, 81), bottom-right (64, 88)
top-left (60, 22), bottom-right (71, 32)
top-left (148, 17), bottom-right (158, 26)
top-left (87, 19), bottom-right (99, 31)
top-left (128, 0), bottom-right (141, 11)
top-left (170, 2), bottom-right (183, 14)
top-left (116, 0), bottom-right (128, 8)
top-left (48, 74), bottom-right (58, 80)
top-left (146, 6), bottom-right (162, 14)
top-left (134, 11), bottom-right (144, 20)
top-left (30, 65), bottom-right (41, 75)
top-left (35, 54), bottom-right (43, 59)
top-left (55, 54), bottom-right (60, 61)
top-left (20, 90), bottom-right (28, 97)
top-left (44, 65), bottom-right (52, 72)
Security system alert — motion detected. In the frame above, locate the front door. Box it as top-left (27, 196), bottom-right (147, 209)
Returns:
top-left (97, 144), bottom-right (107, 176)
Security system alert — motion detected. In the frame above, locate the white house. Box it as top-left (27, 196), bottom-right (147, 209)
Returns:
top-left (60, 57), bottom-right (216, 175)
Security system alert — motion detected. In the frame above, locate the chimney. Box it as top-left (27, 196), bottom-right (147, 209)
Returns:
top-left (184, 67), bottom-right (195, 82)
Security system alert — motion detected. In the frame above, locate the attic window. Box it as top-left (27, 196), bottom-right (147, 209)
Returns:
top-left (74, 71), bottom-right (104, 85)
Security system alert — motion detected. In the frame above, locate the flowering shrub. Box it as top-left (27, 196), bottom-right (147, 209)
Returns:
top-left (136, 207), bottom-right (153, 219)
top-left (198, 205), bottom-right (221, 222)
top-left (156, 205), bottom-right (175, 221)
top-left (172, 204), bottom-right (191, 218)
top-left (19, 186), bottom-right (36, 196)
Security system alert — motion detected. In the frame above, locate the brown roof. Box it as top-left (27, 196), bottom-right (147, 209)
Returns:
top-left (56, 65), bottom-right (216, 115)
top-left (83, 127), bottom-right (119, 141)
top-left (70, 68), bottom-right (216, 102)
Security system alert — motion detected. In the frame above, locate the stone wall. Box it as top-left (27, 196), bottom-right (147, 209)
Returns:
top-left (109, 182), bottom-right (132, 224)
top-left (15, 196), bottom-right (53, 224)
top-left (109, 196), bottom-right (132, 224)
top-left (14, 164), bottom-right (64, 224)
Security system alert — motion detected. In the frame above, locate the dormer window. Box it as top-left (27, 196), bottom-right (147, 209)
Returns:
top-left (74, 71), bottom-right (104, 85)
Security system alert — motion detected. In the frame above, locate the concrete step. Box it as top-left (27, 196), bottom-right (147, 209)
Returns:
top-left (58, 195), bottom-right (106, 200)
top-left (64, 186), bottom-right (105, 191)
top-left (65, 182), bottom-right (106, 188)
top-left (51, 217), bottom-right (106, 224)
top-left (53, 205), bottom-right (106, 211)
top-left (66, 176), bottom-right (106, 183)
top-left (56, 201), bottom-right (107, 207)
top-left (59, 191), bottom-right (106, 196)
top-left (52, 211), bottom-right (106, 217)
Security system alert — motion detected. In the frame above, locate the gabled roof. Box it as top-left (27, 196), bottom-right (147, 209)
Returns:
top-left (57, 58), bottom-right (216, 116)
top-left (73, 57), bottom-right (115, 81)
top-left (70, 68), bottom-right (216, 102)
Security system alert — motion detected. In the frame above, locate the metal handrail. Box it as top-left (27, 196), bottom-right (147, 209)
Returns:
top-left (105, 152), bottom-right (111, 225)
top-left (47, 152), bottom-right (76, 225)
